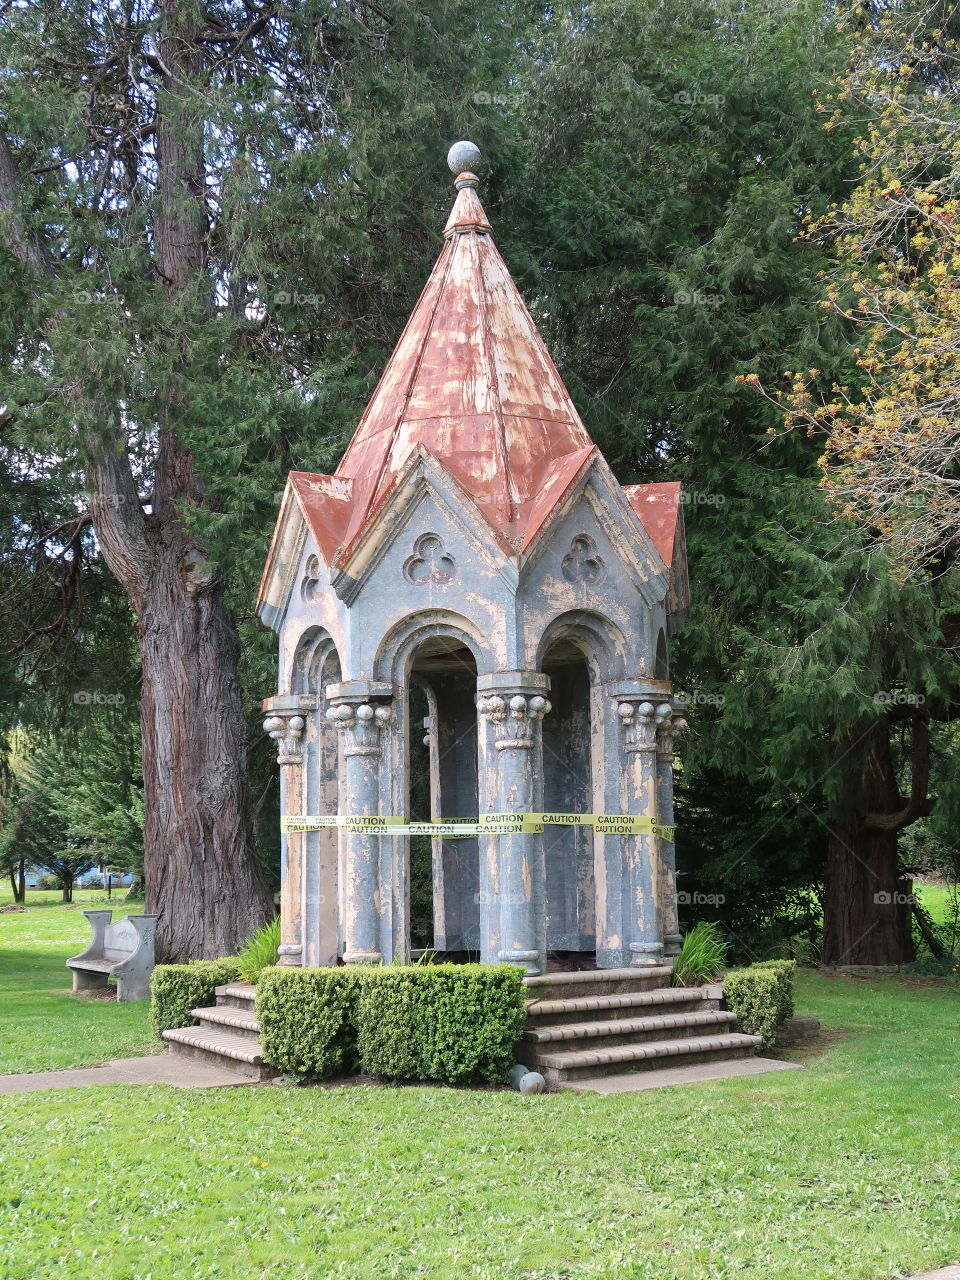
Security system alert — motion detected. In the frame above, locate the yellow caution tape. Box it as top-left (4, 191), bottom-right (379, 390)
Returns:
top-left (282, 813), bottom-right (675, 839)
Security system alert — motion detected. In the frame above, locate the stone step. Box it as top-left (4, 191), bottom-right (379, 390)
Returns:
top-left (522, 966), bottom-right (673, 1002)
top-left (532, 1032), bottom-right (763, 1084)
top-left (523, 1008), bottom-right (738, 1050)
top-left (191, 1004), bottom-right (260, 1041)
top-left (525, 986), bottom-right (710, 1024)
top-left (162, 1025), bottom-right (277, 1081)
top-left (215, 983), bottom-right (257, 1012)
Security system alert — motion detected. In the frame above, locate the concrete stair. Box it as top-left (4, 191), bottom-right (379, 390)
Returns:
top-left (521, 971), bottom-right (761, 1085)
top-left (162, 983), bottom-right (278, 1082)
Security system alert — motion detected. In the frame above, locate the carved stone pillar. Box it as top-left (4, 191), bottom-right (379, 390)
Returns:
top-left (476, 671), bottom-right (551, 974)
top-left (263, 694), bottom-right (316, 966)
top-left (614, 692), bottom-right (673, 966)
top-left (657, 705), bottom-right (687, 957)
top-left (326, 686), bottom-right (394, 964)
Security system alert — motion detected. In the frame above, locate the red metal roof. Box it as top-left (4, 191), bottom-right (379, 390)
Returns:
top-left (271, 164), bottom-right (682, 578)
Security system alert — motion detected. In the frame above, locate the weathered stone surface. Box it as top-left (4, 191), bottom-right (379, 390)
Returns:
top-left (256, 146), bottom-right (691, 975)
top-left (65, 910), bottom-right (157, 1002)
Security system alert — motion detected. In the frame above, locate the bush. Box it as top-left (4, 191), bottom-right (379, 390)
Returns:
top-left (256, 963), bottom-right (526, 1085)
top-left (415, 964), bottom-right (525, 1085)
top-left (237, 916), bottom-right (280, 984)
top-left (723, 960), bottom-right (797, 1052)
top-left (671, 921), bottom-right (727, 987)
top-left (356, 968), bottom-right (421, 1080)
top-left (723, 968), bottom-right (780, 1051)
top-left (36, 874), bottom-right (61, 890)
top-left (256, 966), bottom-right (363, 1078)
top-left (150, 958), bottom-right (243, 1038)
top-left (751, 958), bottom-right (796, 1025)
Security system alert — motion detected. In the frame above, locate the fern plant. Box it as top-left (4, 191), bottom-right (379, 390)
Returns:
top-left (237, 916), bottom-right (280, 984)
top-left (671, 921), bottom-right (727, 987)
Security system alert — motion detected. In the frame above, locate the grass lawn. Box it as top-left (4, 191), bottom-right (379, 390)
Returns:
top-left (0, 890), bottom-right (153, 1073)
top-left (0, 906), bottom-right (959, 1279)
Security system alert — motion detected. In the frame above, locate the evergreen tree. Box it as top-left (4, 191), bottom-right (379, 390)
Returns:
top-left (0, 0), bottom-right (528, 958)
top-left (506, 0), bottom-right (960, 961)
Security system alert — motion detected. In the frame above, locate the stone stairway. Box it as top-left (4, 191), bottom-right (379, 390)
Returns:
top-left (162, 984), bottom-right (277, 1081)
top-left (162, 969), bottom-right (763, 1089)
top-left (520, 968), bottom-right (762, 1086)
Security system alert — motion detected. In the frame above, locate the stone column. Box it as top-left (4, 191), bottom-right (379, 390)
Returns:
top-left (615, 693), bottom-right (673, 967)
top-left (657, 705), bottom-right (687, 957)
top-left (263, 695), bottom-right (315, 966)
top-left (476, 672), bottom-right (551, 975)
top-left (326, 687), bottom-right (394, 964)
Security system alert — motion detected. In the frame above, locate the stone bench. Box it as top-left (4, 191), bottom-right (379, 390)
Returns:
top-left (66, 911), bottom-right (157, 1002)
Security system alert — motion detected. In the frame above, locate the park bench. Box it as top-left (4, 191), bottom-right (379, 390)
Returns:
top-left (66, 910), bottom-right (157, 1002)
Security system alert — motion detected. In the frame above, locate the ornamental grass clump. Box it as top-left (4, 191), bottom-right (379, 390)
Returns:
top-left (237, 916), bottom-right (280, 984)
top-left (671, 921), bottom-right (727, 987)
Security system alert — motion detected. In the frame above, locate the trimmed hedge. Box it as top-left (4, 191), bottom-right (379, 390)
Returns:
top-left (414, 964), bottom-right (525, 1085)
top-left (256, 966), bottom-right (362, 1079)
top-left (723, 959), bottom-right (797, 1052)
top-left (150, 958), bottom-right (243, 1038)
top-left (257, 963), bottom-right (525, 1085)
top-left (751, 959), bottom-right (796, 1026)
top-left (356, 968), bottom-right (421, 1081)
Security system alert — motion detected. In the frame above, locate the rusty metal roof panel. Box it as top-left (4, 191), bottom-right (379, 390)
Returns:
top-left (623, 482), bottom-right (682, 568)
top-left (260, 144), bottom-right (688, 604)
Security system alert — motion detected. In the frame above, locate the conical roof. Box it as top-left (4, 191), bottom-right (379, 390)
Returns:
top-left (330, 150), bottom-right (597, 559)
top-left (260, 143), bottom-right (686, 609)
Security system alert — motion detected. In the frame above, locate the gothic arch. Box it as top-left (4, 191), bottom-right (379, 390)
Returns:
top-left (374, 610), bottom-right (491, 686)
top-left (534, 609), bottom-right (630, 682)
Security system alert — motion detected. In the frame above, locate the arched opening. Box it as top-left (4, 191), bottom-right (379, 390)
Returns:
top-left (406, 635), bottom-right (479, 959)
top-left (286, 630), bottom-right (342, 967)
top-left (541, 637), bottom-right (596, 964)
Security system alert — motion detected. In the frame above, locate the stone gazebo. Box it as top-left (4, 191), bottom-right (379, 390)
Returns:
top-left (258, 142), bottom-right (689, 977)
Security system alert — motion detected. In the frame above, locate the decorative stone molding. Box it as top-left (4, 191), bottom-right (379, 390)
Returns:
top-left (403, 532), bottom-right (456, 585)
top-left (561, 533), bottom-right (605, 584)
top-left (617, 699), bottom-right (673, 753)
top-left (263, 711), bottom-right (307, 766)
top-left (325, 701), bottom-right (393, 757)
top-left (300, 553), bottom-right (322, 604)
top-left (477, 692), bottom-right (551, 750)
top-left (657, 710), bottom-right (688, 760)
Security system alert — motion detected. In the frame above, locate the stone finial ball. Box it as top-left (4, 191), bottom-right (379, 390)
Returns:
top-left (447, 140), bottom-right (481, 175)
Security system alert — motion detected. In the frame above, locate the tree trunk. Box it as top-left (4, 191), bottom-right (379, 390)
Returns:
top-left (139, 558), bottom-right (271, 961)
top-left (15, 859), bottom-right (24, 903)
top-left (822, 715), bottom-right (929, 965)
top-left (823, 823), bottom-right (911, 964)
top-left (62, 872), bottom-right (73, 904)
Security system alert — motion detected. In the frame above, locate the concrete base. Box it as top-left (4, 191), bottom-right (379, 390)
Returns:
top-left (901, 1269), bottom-right (960, 1280)
top-left (0, 1055), bottom-right (259, 1095)
top-left (562, 1055), bottom-right (803, 1094)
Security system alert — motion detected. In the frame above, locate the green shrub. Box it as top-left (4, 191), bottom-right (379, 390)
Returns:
top-left (750, 958), bottom-right (796, 1025)
top-left (150, 958), bottom-right (243, 1038)
top-left (723, 959), bottom-right (797, 1053)
top-left (671, 921), bottom-right (727, 987)
top-left (237, 916), bottom-right (280, 984)
top-left (256, 966), bottom-right (362, 1078)
top-left (256, 962), bottom-right (525, 1085)
top-left (356, 968), bottom-right (421, 1080)
top-left (415, 964), bottom-right (525, 1085)
top-left (37, 874), bottom-right (61, 891)
top-left (723, 967), bottom-right (780, 1051)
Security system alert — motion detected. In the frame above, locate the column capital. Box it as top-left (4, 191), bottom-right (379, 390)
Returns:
top-left (263, 696), bottom-right (316, 766)
top-left (657, 709), bottom-right (688, 760)
top-left (475, 670), bottom-right (550, 698)
top-left (477, 691), bottom-right (551, 750)
top-left (325, 700), bottom-right (394, 757)
top-left (616, 699), bottom-right (673, 753)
